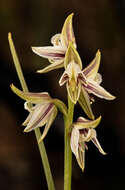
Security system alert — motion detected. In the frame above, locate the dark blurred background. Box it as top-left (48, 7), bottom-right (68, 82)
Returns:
top-left (0, 0), bottom-right (125, 190)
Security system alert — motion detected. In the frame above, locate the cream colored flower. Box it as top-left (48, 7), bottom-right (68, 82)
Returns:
top-left (11, 84), bottom-right (58, 142)
top-left (70, 116), bottom-right (106, 171)
top-left (59, 42), bottom-right (115, 119)
top-left (32, 13), bottom-right (76, 73)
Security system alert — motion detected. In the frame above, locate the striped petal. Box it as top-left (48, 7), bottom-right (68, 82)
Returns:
top-left (78, 87), bottom-right (94, 120)
top-left (83, 50), bottom-right (101, 80)
top-left (59, 71), bottom-right (69, 86)
top-left (64, 42), bottom-right (82, 69)
top-left (10, 84), bottom-right (51, 104)
top-left (73, 116), bottom-right (101, 130)
top-left (91, 129), bottom-right (106, 155)
top-left (38, 106), bottom-right (58, 142)
top-left (32, 46), bottom-right (65, 60)
top-left (61, 13), bottom-right (76, 48)
top-left (86, 80), bottom-right (116, 100)
top-left (24, 103), bottom-right (54, 132)
top-left (37, 60), bottom-right (64, 73)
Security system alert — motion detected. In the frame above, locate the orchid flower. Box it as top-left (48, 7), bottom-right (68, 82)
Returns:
top-left (10, 84), bottom-right (58, 142)
top-left (70, 116), bottom-right (106, 171)
top-left (59, 42), bottom-right (115, 119)
top-left (32, 13), bottom-right (76, 73)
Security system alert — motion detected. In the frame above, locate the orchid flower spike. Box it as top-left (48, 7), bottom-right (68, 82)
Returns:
top-left (10, 84), bottom-right (58, 142)
top-left (59, 43), bottom-right (115, 119)
top-left (70, 116), bottom-right (106, 171)
top-left (32, 13), bottom-right (76, 73)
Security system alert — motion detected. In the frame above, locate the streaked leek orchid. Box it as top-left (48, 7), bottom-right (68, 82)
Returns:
top-left (32, 13), bottom-right (76, 73)
top-left (59, 42), bottom-right (115, 119)
top-left (11, 84), bottom-right (57, 142)
top-left (70, 116), bottom-right (106, 171)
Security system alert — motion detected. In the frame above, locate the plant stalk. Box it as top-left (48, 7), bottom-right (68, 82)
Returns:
top-left (8, 32), bottom-right (55, 190)
top-left (64, 96), bottom-right (74, 190)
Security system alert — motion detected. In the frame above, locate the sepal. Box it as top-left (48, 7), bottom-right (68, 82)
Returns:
top-left (61, 13), bottom-right (76, 48)
top-left (78, 87), bottom-right (94, 120)
top-left (10, 84), bottom-right (51, 104)
top-left (64, 42), bottom-right (82, 69)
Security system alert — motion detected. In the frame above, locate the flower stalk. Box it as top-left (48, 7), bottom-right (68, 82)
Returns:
top-left (8, 33), bottom-right (55, 190)
top-left (64, 96), bottom-right (74, 190)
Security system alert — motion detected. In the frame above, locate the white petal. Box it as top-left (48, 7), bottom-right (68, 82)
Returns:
top-left (59, 71), bottom-right (69, 86)
top-left (91, 129), bottom-right (106, 155)
top-left (24, 103), bottom-right (54, 132)
top-left (70, 127), bottom-right (79, 159)
top-left (32, 46), bottom-right (65, 60)
top-left (51, 33), bottom-right (63, 47)
top-left (86, 80), bottom-right (116, 100)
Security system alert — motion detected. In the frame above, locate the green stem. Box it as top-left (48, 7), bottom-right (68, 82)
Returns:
top-left (35, 129), bottom-right (55, 190)
top-left (8, 33), bottom-right (55, 190)
top-left (64, 96), bottom-right (74, 190)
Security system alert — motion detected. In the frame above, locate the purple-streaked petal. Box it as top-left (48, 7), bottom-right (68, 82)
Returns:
top-left (38, 107), bottom-right (58, 142)
top-left (83, 50), bottom-right (101, 80)
top-left (59, 70), bottom-right (69, 86)
top-left (86, 80), bottom-right (116, 100)
top-left (91, 129), bottom-right (106, 155)
top-left (11, 84), bottom-right (51, 104)
top-left (32, 46), bottom-right (65, 60)
top-left (24, 103), bottom-right (54, 132)
top-left (61, 13), bottom-right (76, 48)
top-left (70, 127), bottom-right (79, 158)
top-left (73, 116), bottom-right (101, 130)
top-left (78, 72), bottom-right (88, 86)
top-left (37, 60), bottom-right (64, 73)
top-left (78, 87), bottom-right (94, 120)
